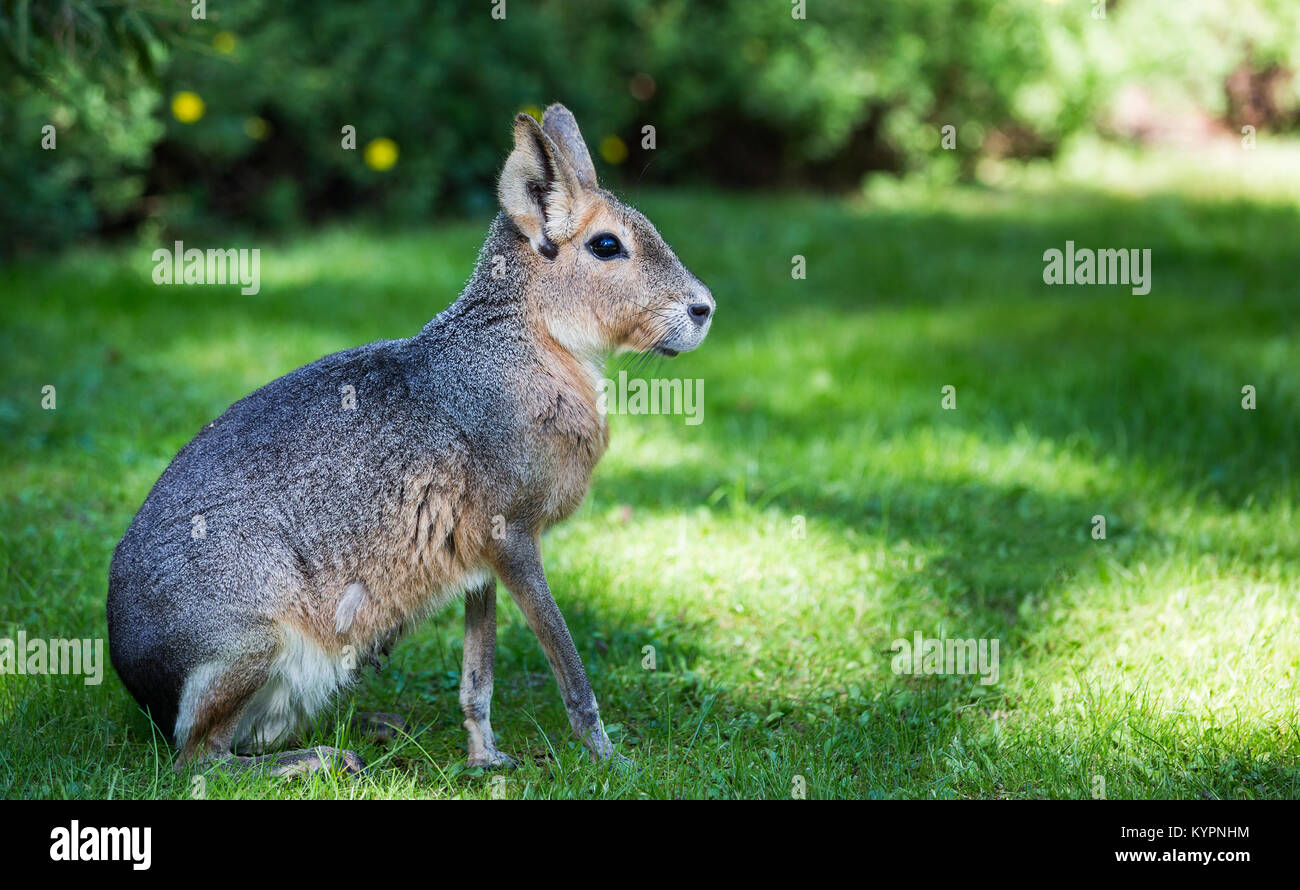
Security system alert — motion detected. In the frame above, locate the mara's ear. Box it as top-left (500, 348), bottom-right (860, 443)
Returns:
top-left (498, 112), bottom-right (588, 259)
top-left (541, 103), bottom-right (598, 190)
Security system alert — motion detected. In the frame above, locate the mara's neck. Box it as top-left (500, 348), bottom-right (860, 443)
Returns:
top-left (411, 214), bottom-right (608, 405)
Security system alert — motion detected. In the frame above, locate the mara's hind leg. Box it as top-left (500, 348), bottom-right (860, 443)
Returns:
top-left (175, 633), bottom-right (366, 779)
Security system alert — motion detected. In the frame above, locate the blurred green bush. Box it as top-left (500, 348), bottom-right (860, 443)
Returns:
top-left (2, 0), bottom-right (1297, 251)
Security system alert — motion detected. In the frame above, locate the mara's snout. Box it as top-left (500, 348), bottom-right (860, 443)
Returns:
top-left (654, 280), bottom-right (715, 357)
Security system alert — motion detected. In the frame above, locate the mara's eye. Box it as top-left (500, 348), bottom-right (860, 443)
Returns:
top-left (587, 233), bottom-right (623, 260)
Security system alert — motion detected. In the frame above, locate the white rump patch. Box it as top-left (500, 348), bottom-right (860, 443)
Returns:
top-left (173, 659), bottom-right (228, 749)
top-left (233, 625), bottom-right (356, 754)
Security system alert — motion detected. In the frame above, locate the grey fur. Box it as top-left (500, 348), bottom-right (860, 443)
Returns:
top-left (106, 104), bottom-right (713, 773)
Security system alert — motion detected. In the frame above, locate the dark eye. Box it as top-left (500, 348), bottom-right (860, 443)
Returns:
top-left (587, 233), bottom-right (623, 260)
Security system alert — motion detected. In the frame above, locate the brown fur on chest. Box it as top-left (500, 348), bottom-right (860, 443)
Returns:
top-left (523, 336), bottom-right (610, 528)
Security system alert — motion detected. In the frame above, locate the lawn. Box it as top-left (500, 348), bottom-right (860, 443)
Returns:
top-left (2, 143), bottom-right (1298, 799)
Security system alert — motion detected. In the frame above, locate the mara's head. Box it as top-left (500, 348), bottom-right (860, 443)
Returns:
top-left (497, 104), bottom-right (714, 360)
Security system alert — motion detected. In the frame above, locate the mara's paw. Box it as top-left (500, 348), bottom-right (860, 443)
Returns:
top-left (351, 711), bottom-right (407, 744)
top-left (467, 748), bottom-right (518, 770)
top-left (594, 750), bottom-right (637, 776)
top-left (266, 746), bottom-right (368, 780)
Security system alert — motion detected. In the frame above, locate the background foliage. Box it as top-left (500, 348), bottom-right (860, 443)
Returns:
top-left (2, 0), bottom-right (1298, 251)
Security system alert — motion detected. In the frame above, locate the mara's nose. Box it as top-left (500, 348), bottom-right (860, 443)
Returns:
top-left (688, 302), bottom-right (712, 324)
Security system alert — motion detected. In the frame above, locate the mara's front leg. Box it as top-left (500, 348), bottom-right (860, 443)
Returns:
top-left (460, 578), bottom-right (517, 769)
top-left (489, 529), bottom-right (624, 765)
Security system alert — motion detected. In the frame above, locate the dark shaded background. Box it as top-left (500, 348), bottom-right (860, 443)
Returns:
top-left (2, 0), bottom-right (1297, 253)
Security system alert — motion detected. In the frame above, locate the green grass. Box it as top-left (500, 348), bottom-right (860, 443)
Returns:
top-left (2, 145), bottom-right (1299, 799)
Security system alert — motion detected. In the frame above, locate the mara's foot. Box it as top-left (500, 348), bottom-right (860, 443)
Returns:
top-left (595, 750), bottom-right (637, 775)
top-left (350, 711), bottom-right (407, 744)
top-left (467, 747), bottom-right (518, 770)
top-left (263, 746), bottom-right (368, 779)
top-left (217, 746), bottom-right (368, 780)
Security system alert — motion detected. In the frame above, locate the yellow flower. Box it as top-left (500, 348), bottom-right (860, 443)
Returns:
top-left (171, 91), bottom-right (205, 124)
top-left (243, 117), bottom-right (270, 141)
top-left (212, 31), bottom-right (237, 54)
top-left (599, 135), bottom-right (628, 165)
top-left (365, 138), bottom-right (399, 171)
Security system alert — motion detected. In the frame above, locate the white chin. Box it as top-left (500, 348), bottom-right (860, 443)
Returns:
top-left (659, 325), bottom-right (709, 356)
